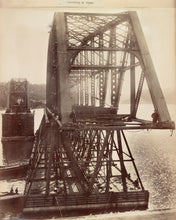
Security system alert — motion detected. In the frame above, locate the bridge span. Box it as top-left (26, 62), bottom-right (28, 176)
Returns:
top-left (22, 11), bottom-right (174, 216)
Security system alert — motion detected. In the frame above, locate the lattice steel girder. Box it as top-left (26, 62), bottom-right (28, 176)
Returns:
top-left (70, 63), bottom-right (140, 70)
top-left (68, 47), bottom-right (139, 51)
top-left (46, 11), bottom-right (174, 129)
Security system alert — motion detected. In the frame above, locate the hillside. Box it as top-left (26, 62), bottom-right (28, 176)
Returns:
top-left (0, 82), bottom-right (46, 109)
top-left (0, 82), bottom-right (175, 109)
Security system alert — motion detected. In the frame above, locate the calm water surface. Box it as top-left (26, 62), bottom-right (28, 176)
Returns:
top-left (0, 105), bottom-right (176, 219)
top-left (0, 108), bottom-right (44, 193)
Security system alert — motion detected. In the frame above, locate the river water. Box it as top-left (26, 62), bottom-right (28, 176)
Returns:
top-left (0, 105), bottom-right (176, 218)
top-left (0, 109), bottom-right (44, 195)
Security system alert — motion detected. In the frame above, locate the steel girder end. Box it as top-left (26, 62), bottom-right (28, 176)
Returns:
top-left (156, 121), bottom-right (175, 129)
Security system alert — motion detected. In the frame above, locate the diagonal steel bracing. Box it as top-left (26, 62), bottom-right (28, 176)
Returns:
top-left (46, 11), bottom-right (174, 128)
top-left (23, 11), bottom-right (174, 215)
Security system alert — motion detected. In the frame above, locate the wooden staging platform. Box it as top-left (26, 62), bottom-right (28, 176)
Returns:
top-left (23, 191), bottom-right (149, 216)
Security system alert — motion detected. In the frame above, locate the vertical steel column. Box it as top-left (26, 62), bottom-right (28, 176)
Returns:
top-left (80, 52), bottom-right (84, 105)
top-left (91, 73), bottom-right (95, 106)
top-left (114, 31), bottom-right (129, 108)
top-left (99, 73), bottom-right (104, 106)
top-left (80, 72), bottom-right (84, 105)
top-left (76, 74), bottom-right (80, 105)
top-left (46, 23), bottom-right (58, 111)
top-left (91, 40), bottom-right (95, 106)
top-left (105, 132), bottom-right (112, 193)
top-left (85, 51), bottom-right (89, 105)
top-left (99, 33), bottom-right (105, 106)
top-left (46, 25), bottom-right (53, 110)
top-left (55, 13), bottom-right (72, 122)
top-left (110, 28), bottom-right (117, 106)
top-left (52, 40), bottom-right (58, 111)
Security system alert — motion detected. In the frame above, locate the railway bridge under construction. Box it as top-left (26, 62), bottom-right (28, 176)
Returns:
top-left (22, 11), bottom-right (175, 216)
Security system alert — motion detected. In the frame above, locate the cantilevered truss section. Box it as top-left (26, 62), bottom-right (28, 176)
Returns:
top-left (23, 11), bottom-right (174, 216)
top-left (46, 11), bottom-right (174, 129)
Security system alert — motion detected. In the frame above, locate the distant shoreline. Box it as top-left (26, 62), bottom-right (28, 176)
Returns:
top-left (0, 106), bottom-right (45, 111)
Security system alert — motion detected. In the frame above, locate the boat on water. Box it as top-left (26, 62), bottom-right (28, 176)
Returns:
top-left (0, 162), bottom-right (28, 179)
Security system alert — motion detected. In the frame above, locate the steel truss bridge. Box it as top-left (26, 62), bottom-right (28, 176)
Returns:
top-left (23, 11), bottom-right (174, 216)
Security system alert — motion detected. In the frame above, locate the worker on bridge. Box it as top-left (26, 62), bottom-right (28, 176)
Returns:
top-left (151, 110), bottom-right (159, 126)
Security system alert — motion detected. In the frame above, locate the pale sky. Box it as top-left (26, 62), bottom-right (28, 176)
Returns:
top-left (0, 8), bottom-right (175, 93)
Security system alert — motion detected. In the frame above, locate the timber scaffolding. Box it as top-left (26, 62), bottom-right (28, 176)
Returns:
top-left (23, 108), bottom-right (150, 216)
top-left (23, 11), bottom-right (174, 217)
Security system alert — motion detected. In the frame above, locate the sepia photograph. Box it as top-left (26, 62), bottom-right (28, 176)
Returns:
top-left (0, 1), bottom-right (176, 219)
